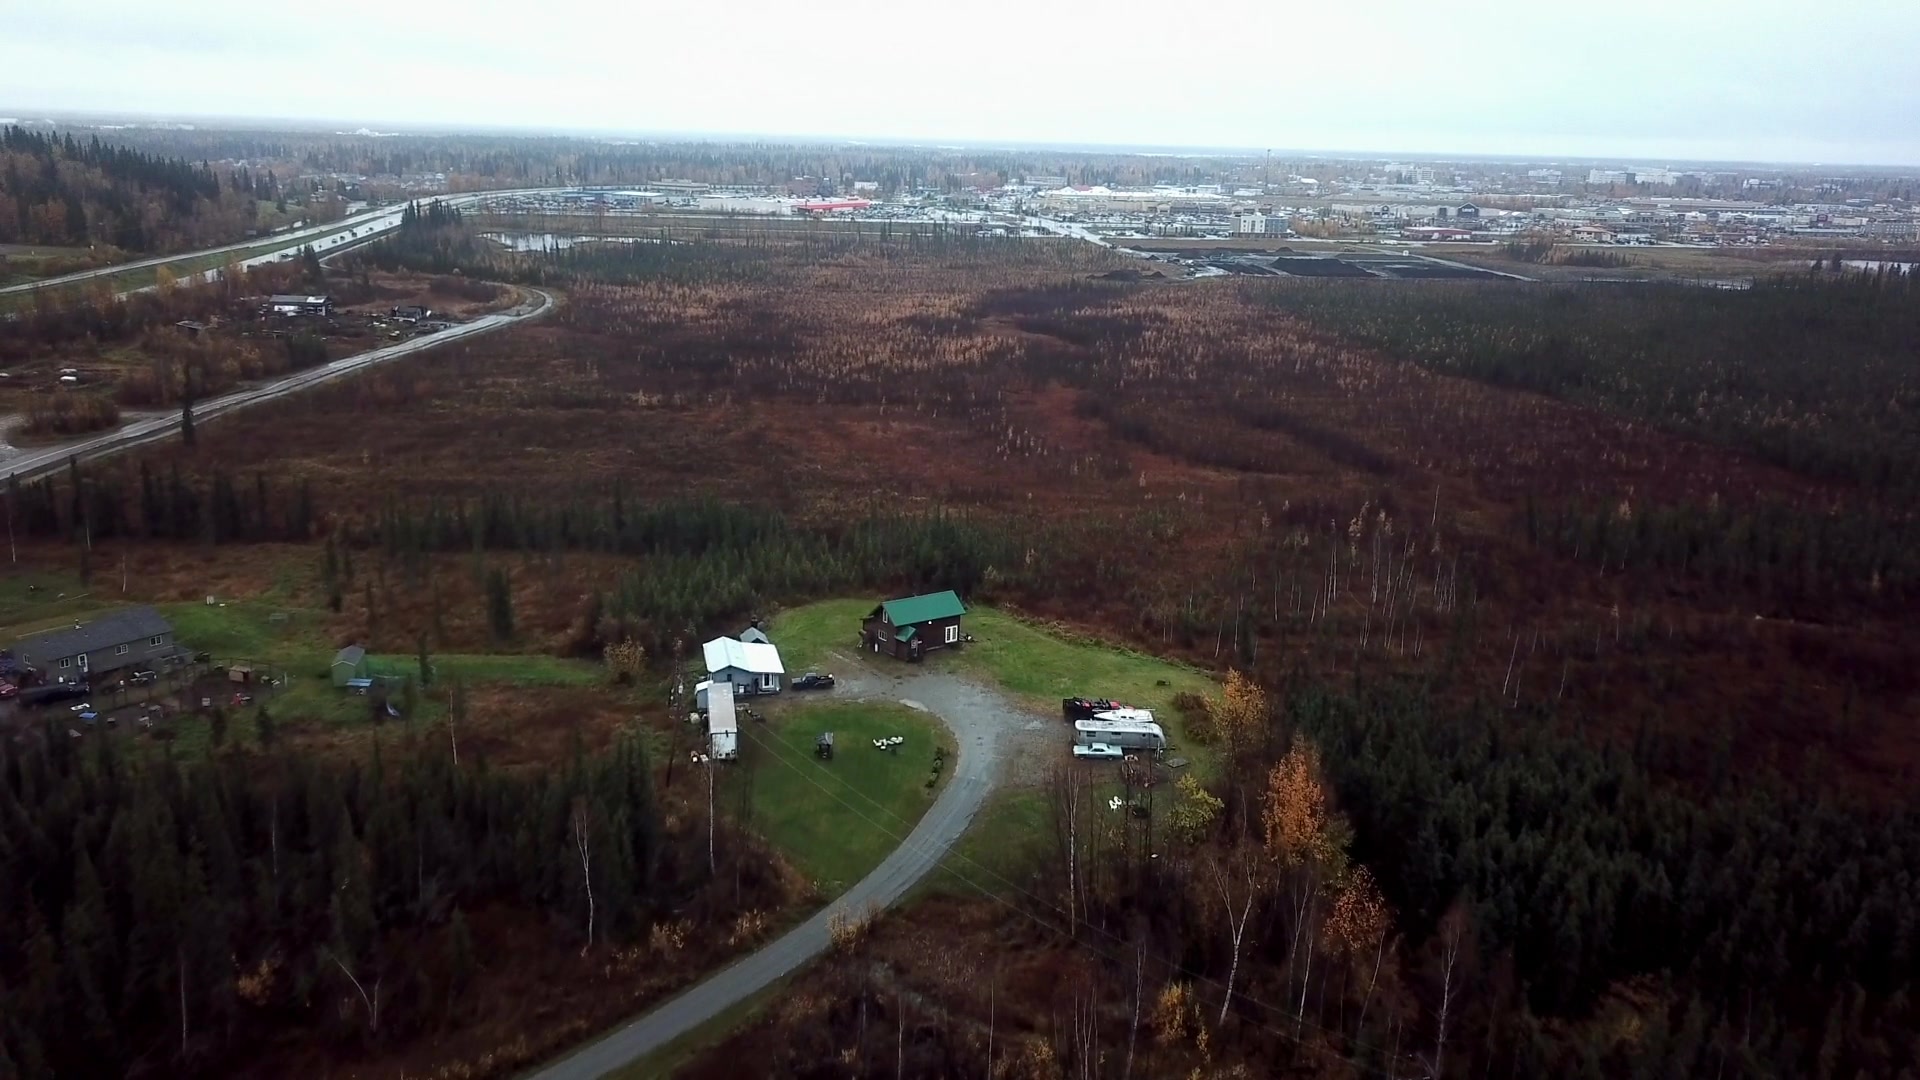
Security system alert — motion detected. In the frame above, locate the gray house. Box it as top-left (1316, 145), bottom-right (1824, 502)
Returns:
top-left (701, 636), bottom-right (785, 696)
top-left (9, 606), bottom-right (177, 683)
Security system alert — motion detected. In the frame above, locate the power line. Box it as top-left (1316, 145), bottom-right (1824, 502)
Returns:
top-left (731, 719), bottom-right (1421, 1078)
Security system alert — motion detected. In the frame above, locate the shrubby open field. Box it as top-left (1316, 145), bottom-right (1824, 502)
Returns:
top-left (5, 216), bottom-right (1918, 1078)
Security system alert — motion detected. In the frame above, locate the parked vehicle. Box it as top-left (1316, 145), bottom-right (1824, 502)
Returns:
top-left (1062, 697), bottom-right (1130, 723)
top-left (130, 670), bottom-right (158, 685)
top-left (0, 682), bottom-right (17, 699)
top-left (793, 672), bottom-right (836, 690)
top-left (20, 682), bottom-right (89, 706)
top-left (1073, 717), bottom-right (1167, 751)
top-left (1073, 742), bottom-right (1125, 760)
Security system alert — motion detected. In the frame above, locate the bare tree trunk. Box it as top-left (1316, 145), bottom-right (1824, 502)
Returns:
top-left (178, 946), bottom-right (188, 1056)
top-left (896, 994), bottom-right (906, 1080)
top-left (269, 800), bottom-right (279, 883)
top-left (1210, 858), bottom-right (1256, 1029)
top-left (1124, 940), bottom-right (1143, 1080)
top-left (1355, 935), bottom-right (1385, 1040)
top-left (1433, 917), bottom-right (1462, 1079)
top-left (986, 978), bottom-right (995, 1079)
top-left (572, 800), bottom-right (595, 954)
top-left (328, 952), bottom-right (381, 1033)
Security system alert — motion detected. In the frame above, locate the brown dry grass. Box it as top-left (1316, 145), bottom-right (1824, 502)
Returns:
top-left (114, 239), bottom-right (1918, 796)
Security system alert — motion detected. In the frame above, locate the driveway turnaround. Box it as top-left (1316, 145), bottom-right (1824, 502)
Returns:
top-left (528, 670), bottom-right (1047, 1080)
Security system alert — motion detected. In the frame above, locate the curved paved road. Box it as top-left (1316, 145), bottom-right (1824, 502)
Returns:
top-left (529, 669), bottom-right (1047, 1080)
top-left (2, 287), bottom-right (554, 482)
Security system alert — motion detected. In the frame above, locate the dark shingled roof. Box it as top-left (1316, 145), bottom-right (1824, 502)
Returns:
top-left (9, 606), bottom-right (172, 663)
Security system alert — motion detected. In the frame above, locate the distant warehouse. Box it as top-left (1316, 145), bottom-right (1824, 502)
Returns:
top-left (267, 294), bottom-right (332, 317)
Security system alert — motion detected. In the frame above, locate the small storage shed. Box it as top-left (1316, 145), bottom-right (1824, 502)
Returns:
top-left (861, 591), bottom-right (967, 661)
top-left (331, 645), bottom-right (368, 687)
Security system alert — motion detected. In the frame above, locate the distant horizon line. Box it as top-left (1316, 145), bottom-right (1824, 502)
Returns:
top-left (3, 105), bottom-right (1917, 173)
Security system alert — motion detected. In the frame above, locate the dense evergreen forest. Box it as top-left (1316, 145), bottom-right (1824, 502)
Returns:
top-left (0, 126), bottom-right (292, 253)
top-left (0, 725), bottom-right (730, 1075)
top-left (1289, 682), bottom-right (1920, 1074)
top-left (1266, 273), bottom-right (1920, 497)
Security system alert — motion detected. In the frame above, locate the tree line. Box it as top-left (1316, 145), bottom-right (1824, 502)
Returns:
top-left (0, 126), bottom-right (286, 253)
top-left (1264, 272), bottom-right (1920, 500)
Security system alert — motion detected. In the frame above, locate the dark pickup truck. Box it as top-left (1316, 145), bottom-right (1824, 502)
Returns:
top-left (1062, 697), bottom-right (1130, 723)
top-left (21, 682), bottom-right (91, 707)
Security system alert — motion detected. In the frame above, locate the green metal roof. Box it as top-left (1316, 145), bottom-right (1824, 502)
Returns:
top-left (879, 590), bottom-right (967, 627)
top-left (894, 626), bottom-right (917, 643)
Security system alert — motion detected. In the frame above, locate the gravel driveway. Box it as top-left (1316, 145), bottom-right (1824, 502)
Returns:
top-left (527, 656), bottom-right (1052, 1080)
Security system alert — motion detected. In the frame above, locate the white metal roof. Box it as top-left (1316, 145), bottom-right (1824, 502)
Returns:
top-left (702, 636), bottom-right (785, 675)
top-left (1093, 708), bottom-right (1155, 725)
top-left (707, 681), bottom-right (737, 734)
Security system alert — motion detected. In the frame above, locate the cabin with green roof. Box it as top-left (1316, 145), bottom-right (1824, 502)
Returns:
top-left (861, 590), bottom-right (968, 662)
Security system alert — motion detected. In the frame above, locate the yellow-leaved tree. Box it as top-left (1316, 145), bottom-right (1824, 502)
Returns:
top-left (1261, 739), bottom-right (1351, 1036)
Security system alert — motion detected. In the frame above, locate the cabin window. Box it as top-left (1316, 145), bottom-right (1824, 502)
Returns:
top-left (116, 644), bottom-right (129, 656)
top-left (149, 635), bottom-right (163, 646)
top-left (944, 624), bottom-right (960, 644)
top-left (59, 658), bottom-right (71, 668)
top-left (761, 673), bottom-right (779, 691)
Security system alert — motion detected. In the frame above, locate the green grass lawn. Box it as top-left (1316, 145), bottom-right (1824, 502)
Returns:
top-left (0, 571), bottom-right (115, 637)
top-left (772, 598), bottom-right (1217, 772)
top-left (918, 788), bottom-right (1049, 901)
top-left (0, 587), bottom-right (614, 761)
top-left (727, 700), bottom-right (949, 896)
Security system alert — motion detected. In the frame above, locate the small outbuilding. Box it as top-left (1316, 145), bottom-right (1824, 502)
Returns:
top-left (861, 590), bottom-right (967, 662)
top-left (739, 621), bottom-right (772, 645)
top-left (331, 645), bottom-right (368, 687)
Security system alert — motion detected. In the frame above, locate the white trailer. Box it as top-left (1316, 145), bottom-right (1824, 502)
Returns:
top-left (1093, 707), bottom-right (1155, 725)
top-left (706, 681), bottom-right (738, 760)
top-left (1073, 716), bottom-right (1166, 750)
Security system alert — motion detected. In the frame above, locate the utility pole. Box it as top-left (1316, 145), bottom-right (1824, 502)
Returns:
top-left (693, 749), bottom-right (716, 874)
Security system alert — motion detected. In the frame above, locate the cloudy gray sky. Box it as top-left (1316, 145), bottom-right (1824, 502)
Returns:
top-left (5, 0), bottom-right (1919, 164)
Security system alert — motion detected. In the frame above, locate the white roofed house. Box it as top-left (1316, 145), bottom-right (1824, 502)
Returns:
top-left (702, 636), bottom-right (785, 695)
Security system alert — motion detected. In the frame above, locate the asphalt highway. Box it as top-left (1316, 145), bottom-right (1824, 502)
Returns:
top-left (2, 287), bottom-right (552, 482)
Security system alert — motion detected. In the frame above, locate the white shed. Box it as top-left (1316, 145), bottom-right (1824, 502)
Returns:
top-left (702, 636), bottom-right (785, 695)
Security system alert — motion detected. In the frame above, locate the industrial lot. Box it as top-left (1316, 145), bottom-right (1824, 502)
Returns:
top-left (463, 157), bottom-right (1920, 254)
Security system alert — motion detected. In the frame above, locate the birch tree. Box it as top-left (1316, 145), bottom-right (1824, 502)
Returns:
top-left (572, 797), bottom-right (595, 954)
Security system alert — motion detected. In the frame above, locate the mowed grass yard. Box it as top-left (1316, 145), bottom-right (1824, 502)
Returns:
top-left (774, 598), bottom-right (1218, 772)
top-left (726, 701), bottom-right (949, 896)
top-left (774, 598), bottom-right (1221, 903)
top-left (1, 571), bottom-right (619, 762)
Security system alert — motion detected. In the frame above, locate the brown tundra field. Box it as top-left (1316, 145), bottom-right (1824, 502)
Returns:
top-left (5, 224), bottom-right (1919, 1079)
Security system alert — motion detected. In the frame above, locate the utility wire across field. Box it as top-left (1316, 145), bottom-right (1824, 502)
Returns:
top-left (731, 719), bottom-right (1422, 1079)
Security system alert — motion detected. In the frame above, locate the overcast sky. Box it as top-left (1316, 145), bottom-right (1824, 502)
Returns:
top-left (4, 0), bottom-right (1919, 165)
